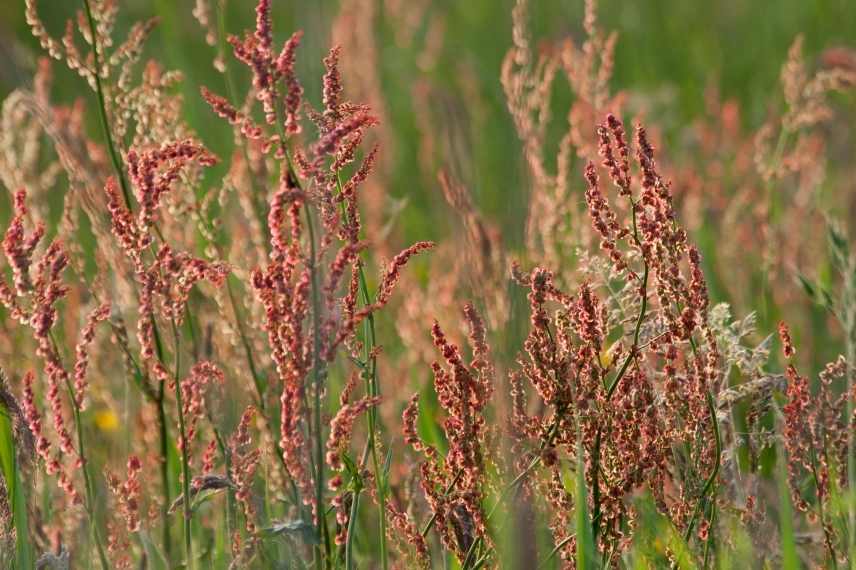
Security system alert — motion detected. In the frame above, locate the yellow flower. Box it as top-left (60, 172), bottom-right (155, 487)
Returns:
top-left (94, 409), bottom-right (120, 432)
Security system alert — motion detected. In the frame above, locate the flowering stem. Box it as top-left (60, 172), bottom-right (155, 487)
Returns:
top-left (420, 469), bottom-right (465, 537)
top-left (269, 89), bottom-right (331, 563)
top-left (682, 345), bottom-right (722, 545)
top-left (81, 2), bottom-right (181, 557)
top-left (156, 381), bottom-right (172, 558)
top-left (210, 0), bottom-right (270, 406)
top-left (334, 174), bottom-right (389, 570)
top-left (842, 261), bottom-right (856, 565)
top-left (49, 333), bottom-right (110, 570)
top-left (66, 386), bottom-right (110, 570)
top-left (303, 204), bottom-right (332, 565)
top-left (593, 197), bottom-right (649, 547)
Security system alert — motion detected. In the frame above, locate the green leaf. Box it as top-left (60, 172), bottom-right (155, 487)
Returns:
top-left (796, 273), bottom-right (818, 302)
top-left (0, 401), bottom-right (33, 569)
top-left (575, 431), bottom-right (596, 569)
top-left (827, 223), bottom-right (850, 271)
top-left (777, 449), bottom-right (800, 570)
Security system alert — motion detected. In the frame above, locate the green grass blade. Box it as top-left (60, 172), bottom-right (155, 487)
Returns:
top-left (576, 432), bottom-right (596, 569)
top-left (0, 402), bottom-right (33, 569)
top-left (777, 450), bottom-right (800, 570)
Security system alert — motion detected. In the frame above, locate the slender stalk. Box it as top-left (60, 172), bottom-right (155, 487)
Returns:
top-left (156, 381), bottom-right (172, 559)
top-left (682, 377), bottom-right (722, 543)
top-left (335, 174), bottom-right (389, 570)
top-left (539, 534), bottom-right (574, 569)
top-left (303, 205), bottom-right (331, 566)
top-left (593, 197), bottom-right (649, 545)
top-left (67, 387), bottom-right (110, 570)
top-left (456, 415), bottom-right (564, 564)
top-left (81, 3), bottom-right (182, 559)
top-left (81, 0), bottom-right (132, 210)
top-left (48, 333), bottom-right (110, 570)
top-left (420, 469), bottom-right (465, 537)
top-left (170, 319), bottom-right (194, 568)
top-left (842, 262), bottom-right (856, 566)
top-left (344, 480), bottom-right (362, 570)
top-left (264, 98), bottom-right (332, 567)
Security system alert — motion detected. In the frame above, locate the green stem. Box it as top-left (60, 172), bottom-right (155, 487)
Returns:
top-left (682, 389), bottom-right (722, 543)
top-left (171, 319), bottom-right (194, 568)
top-left (156, 381), bottom-right (172, 560)
top-left (593, 197), bottom-right (649, 547)
top-left (842, 262), bottom-right (856, 567)
top-left (48, 332), bottom-right (109, 570)
top-left (81, 0), bottom-right (133, 210)
top-left (334, 173), bottom-right (389, 570)
top-left (420, 469), bottom-right (465, 537)
top-left (68, 388), bottom-right (110, 570)
top-left (303, 205), bottom-right (331, 566)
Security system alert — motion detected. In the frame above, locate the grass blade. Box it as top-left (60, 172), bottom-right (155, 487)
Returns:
top-left (576, 431), bottom-right (596, 569)
top-left (0, 399), bottom-right (33, 569)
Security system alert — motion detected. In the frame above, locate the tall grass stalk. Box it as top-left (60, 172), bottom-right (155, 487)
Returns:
top-left (335, 173), bottom-right (389, 569)
top-left (47, 332), bottom-right (110, 570)
top-left (170, 319), bottom-right (194, 568)
top-left (81, 0), bottom-right (132, 209)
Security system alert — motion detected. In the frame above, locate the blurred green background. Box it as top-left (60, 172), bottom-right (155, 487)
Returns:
top-left (2, 0), bottom-right (853, 233)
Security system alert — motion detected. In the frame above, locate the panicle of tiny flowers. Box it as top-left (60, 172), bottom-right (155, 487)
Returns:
top-left (322, 46), bottom-right (343, 121)
top-left (104, 177), bottom-right (144, 265)
top-left (402, 393), bottom-right (435, 458)
top-left (778, 320), bottom-right (796, 359)
top-left (254, 0), bottom-right (272, 53)
top-left (228, 0), bottom-right (305, 133)
top-left (230, 406), bottom-right (261, 536)
top-left (338, 145), bottom-right (377, 243)
top-left (325, 396), bottom-right (381, 471)
top-left (22, 372), bottom-right (80, 504)
top-left (338, 241), bottom-right (435, 344)
top-left (151, 244), bottom-right (229, 323)
top-left (251, 261), bottom-right (313, 506)
top-left (782, 363), bottom-right (812, 512)
top-left (575, 281), bottom-right (604, 355)
top-left (325, 242), bottom-right (366, 311)
top-left (312, 112), bottom-right (379, 159)
top-left (179, 361), bottom-right (225, 450)
top-left (266, 172), bottom-right (303, 261)
top-left (3, 189), bottom-right (45, 293)
top-left (598, 114), bottom-right (631, 195)
top-left (520, 266), bottom-right (563, 404)
top-left (375, 241), bottom-right (435, 307)
top-left (127, 139), bottom-right (218, 244)
top-left (24, 239), bottom-right (79, 462)
top-left (200, 438), bottom-right (217, 476)
top-left (0, 279), bottom-right (26, 325)
top-left (386, 500), bottom-right (430, 567)
top-left (277, 31), bottom-right (304, 135)
top-left (429, 318), bottom-right (490, 546)
top-left (200, 86), bottom-right (263, 140)
top-left (106, 456), bottom-right (143, 533)
top-left (25, 0), bottom-right (64, 60)
top-left (73, 302), bottom-right (111, 410)
top-left (322, 242), bottom-right (366, 359)
top-left (462, 303), bottom-right (494, 410)
top-left (687, 245), bottom-right (709, 315)
top-left (584, 161), bottom-right (627, 273)
top-left (21, 372), bottom-right (50, 466)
